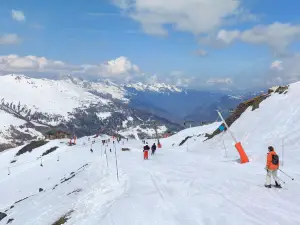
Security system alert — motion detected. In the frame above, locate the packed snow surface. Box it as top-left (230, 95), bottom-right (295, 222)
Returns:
top-left (1, 82), bottom-right (300, 224)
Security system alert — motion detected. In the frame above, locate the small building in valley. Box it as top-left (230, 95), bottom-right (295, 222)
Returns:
top-left (44, 130), bottom-right (71, 140)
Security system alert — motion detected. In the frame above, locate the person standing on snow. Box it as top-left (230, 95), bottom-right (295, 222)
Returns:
top-left (143, 143), bottom-right (150, 160)
top-left (265, 146), bottom-right (282, 188)
top-left (151, 143), bottom-right (157, 155)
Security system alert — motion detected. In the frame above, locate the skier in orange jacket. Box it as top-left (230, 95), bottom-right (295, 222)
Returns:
top-left (143, 143), bottom-right (150, 160)
top-left (265, 146), bottom-right (281, 188)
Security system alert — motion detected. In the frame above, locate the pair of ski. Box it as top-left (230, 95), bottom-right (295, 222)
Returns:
top-left (257, 184), bottom-right (287, 190)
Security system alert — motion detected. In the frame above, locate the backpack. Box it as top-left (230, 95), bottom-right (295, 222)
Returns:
top-left (272, 154), bottom-right (279, 165)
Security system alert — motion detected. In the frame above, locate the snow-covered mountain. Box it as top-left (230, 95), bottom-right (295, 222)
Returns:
top-left (58, 75), bottom-right (183, 102)
top-left (125, 82), bottom-right (182, 93)
top-left (0, 82), bottom-right (299, 224)
top-left (58, 75), bottom-right (243, 124)
top-left (0, 74), bottom-right (181, 151)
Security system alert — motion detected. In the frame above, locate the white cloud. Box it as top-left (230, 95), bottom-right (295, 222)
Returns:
top-left (217, 29), bottom-right (240, 44)
top-left (216, 23), bottom-right (300, 52)
top-left (0, 54), bottom-right (197, 87)
top-left (12, 10), bottom-right (25, 22)
top-left (266, 54), bottom-right (300, 86)
top-left (112, 0), bottom-right (243, 36)
top-left (206, 77), bottom-right (233, 85)
top-left (167, 71), bottom-right (194, 87)
top-left (0, 34), bottom-right (22, 45)
top-left (0, 55), bottom-right (79, 73)
top-left (1, 55), bottom-right (139, 78)
top-left (270, 60), bottom-right (284, 71)
top-left (83, 56), bottom-right (140, 81)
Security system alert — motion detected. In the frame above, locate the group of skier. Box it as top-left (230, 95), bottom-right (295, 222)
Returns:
top-left (93, 133), bottom-right (284, 188)
top-left (141, 143), bottom-right (284, 187)
top-left (143, 142), bottom-right (157, 160)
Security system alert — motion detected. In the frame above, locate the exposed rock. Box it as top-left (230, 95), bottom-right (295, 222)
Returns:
top-left (39, 188), bottom-right (44, 192)
top-left (179, 136), bottom-right (192, 146)
top-left (14, 195), bottom-right (32, 204)
top-left (51, 210), bottom-right (74, 225)
top-left (205, 94), bottom-right (269, 140)
top-left (67, 189), bottom-right (82, 196)
top-left (41, 147), bottom-right (59, 156)
top-left (0, 212), bottom-right (7, 221)
top-left (16, 140), bottom-right (49, 156)
top-left (0, 144), bottom-right (15, 153)
top-left (7, 218), bottom-right (14, 224)
top-left (268, 85), bottom-right (289, 94)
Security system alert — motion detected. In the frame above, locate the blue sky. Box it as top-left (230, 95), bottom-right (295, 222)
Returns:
top-left (1, 0), bottom-right (300, 91)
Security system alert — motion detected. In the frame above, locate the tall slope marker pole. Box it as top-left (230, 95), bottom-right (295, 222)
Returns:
top-left (217, 110), bottom-right (249, 164)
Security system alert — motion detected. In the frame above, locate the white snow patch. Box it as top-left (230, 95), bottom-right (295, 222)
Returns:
top-left (122, 120), bottom-right (128, 128)
top-left (30, 121), bottom-right (49, 127)
top-left (0, 110), bottom-right (25, 130)
top-left (96, 112), bottom-right (112, 120)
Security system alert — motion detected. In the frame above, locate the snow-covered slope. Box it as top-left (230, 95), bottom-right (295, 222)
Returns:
top-left (0, 74), bottom-right (108, 117)
top-left (0, 74), bottom-right (108, 148)
top-left (1, 82), bottom-right (300, 224)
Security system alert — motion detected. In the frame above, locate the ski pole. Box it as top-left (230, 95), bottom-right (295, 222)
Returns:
top-left (277, 175), bottom-right (286, 184)
top-left (113, 143), bottom-right (119, 182)
top-left (279, 169), bottom-right (295, 180)
top-left (105, 148), bottom-right (109, 168)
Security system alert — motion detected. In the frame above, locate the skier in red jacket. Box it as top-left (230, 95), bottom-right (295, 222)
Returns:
top-left (143, 143), bottom-right (150, 160)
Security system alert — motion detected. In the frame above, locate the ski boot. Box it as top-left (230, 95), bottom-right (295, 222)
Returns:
top-left (264, 184), bottom-right (271, 188)
top-left (275, 181), bottom-right (282, 189)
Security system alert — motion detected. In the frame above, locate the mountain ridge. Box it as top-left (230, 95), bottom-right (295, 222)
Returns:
top-left (0, 74), bottom-right (182, 151)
